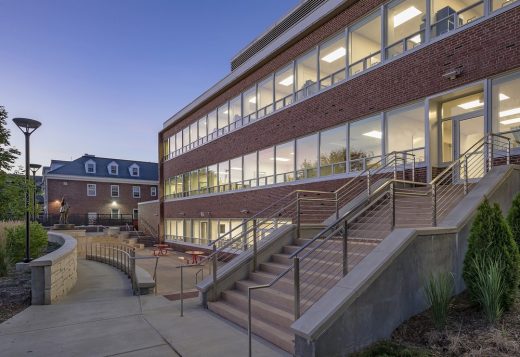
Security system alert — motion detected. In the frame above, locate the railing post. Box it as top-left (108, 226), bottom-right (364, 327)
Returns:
top-left (293, 257), bottom-right (301, 320)
top-left (367, 170), bottom-right (371, 196)
top-left (212, 244), bottom-right (217, 285)
top-left (296, 192), bottom-right (301, 239)
top-left (507, 138), bottom-right (511, 165)
top-left (130, 249), bottom-right (136, 295)
top-left (412, 156), bottom-right (416, 183)
top-left (402, 153), bottom-right (407, 180)
top-left (252, 219), bottom-right (258, 272)
top-left (464, 155), bottom-right (469, 195)
top-left (335, 192), bottom-right (339, 220)
top-left (487, 135), bottom-right (494, 172)
top-left (390, 182), bottom-right (396, 229)
top-left (432, 183), bottom-right (437, 227)
top-left (342, 220), bottom-right (348, 276)
top-left (393, 153), bottom-right (398, 180)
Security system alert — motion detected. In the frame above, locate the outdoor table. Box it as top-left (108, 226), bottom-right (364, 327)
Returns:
top-left (153, 244), bottom-right (170, 256)
top-left (185, 250), bottom-right (205, 264)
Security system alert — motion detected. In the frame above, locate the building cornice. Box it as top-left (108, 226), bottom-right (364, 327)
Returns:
top-left (45, 174), bottom-right (158, 185)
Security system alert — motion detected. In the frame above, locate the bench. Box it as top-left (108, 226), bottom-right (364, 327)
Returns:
top-left (134, 266), bottom-right (155, 295)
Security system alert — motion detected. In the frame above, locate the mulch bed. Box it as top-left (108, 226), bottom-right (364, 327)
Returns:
top-left (0, 270), bottom-right (31, 323)
top-left (389, 291), bottom-right (520, 356)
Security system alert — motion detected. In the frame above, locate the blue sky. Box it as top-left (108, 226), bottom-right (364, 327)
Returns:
top-left (0, 0), bottom-right (299, 170)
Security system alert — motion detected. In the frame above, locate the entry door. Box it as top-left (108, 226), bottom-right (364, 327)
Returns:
top-left (456, 115), bottom-right (485, 179)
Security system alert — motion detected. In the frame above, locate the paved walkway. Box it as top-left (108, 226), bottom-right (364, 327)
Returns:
top-left (0, 259), bottom-right (290, 357)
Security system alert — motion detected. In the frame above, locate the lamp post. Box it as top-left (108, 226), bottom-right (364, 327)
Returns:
top-left (13, 118), bottom-right (42, 263)
top-left (29, 163), bottom-right (42, 222)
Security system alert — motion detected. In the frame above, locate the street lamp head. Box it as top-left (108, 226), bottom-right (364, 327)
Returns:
top-left (12, 117), bottom-right (42, 135)
top-left (30, 163), bottom-right (42, 174)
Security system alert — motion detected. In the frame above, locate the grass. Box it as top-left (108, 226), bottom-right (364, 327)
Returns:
top-left (471, 257), bottom-right (505, 324)
top-left (351, 341), bottom-right (432, 357)
top-left (424, 272), bottom-right (454, 330)
top-left (0, 221), bottom-right (22, 276)
top-left (0, 221), bottom-right (21, 245)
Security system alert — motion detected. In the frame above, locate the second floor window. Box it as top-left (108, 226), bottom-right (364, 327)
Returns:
top-left (87, 184), bottom-right (96, 196)
top-left (132, 186), bottom-right (140, 198)
top-left (151, 186), bottom-right (157, 197)
top-left (111, 185), bottom-right (119, 197)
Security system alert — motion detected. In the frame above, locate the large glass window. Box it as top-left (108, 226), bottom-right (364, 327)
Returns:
top-left (243, 86), bottom-right (257, 119)
top-left (190, 122), bottom-right (198, 147)
top-left (492, 72), bottom-right (520, 147)
top-left (258, 147), bottom-right (275, 186)
top-left (387, 103), bottom-right (425, 160)
top-left (230, 157), bottom-right (243, 187)
top-left (182, 127), bottom-right (190, 150)
top-left (198, 117), bottom-right (207, 140)
top-left (319, 34), bottom-right (347, 88)
top-left (229, 95), bottom-right (242, 124)
top-left (320, 125), bottom-right (347, 176)
top-left (296, 49), bottom-right (318, 100)
top-left (175, 175), bottom-right (183, 196)
top-left (275, 141), bottom-right (295, 183)
top-left (275, 64), bottom-right (294, 110)
top-left (386, 0), bottom-right (426, 58)
top-left (189, 170), bottom-right (198, 194)
top-left (349, 115), bottom-right (383, 171)
top-left (431, 0), bottom-right (484, 37)
top-left (296, 133), bottom-right (318, 179)
top-left (257, 76), bottom-right (274, 117)
top-left (218, 103), bottom-right (229, 133)
top-left (243, 152), bottom-right (258, 188)
top-left (349, 11), bottom-right (382, 76)
top-left (198, 168), bottom-right (208, 192)
top-left (207, 110), bottom-right (217, 137)
top-left (175, 132), bottom-right (182, 151)
top-left (218, 160), bottom-right (229, 191)
top-left (492, 0), bottom-right (518, 11)
top-left (207, 164), bottom-right (218, 192)
top-left (442, 92), bottom-right (484, 118)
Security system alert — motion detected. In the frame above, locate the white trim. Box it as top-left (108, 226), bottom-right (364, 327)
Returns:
top-left (45, 174), bottom-right (158, 185)
top-left (107, 161), bottom-right (119, 175)
top-left (85, 159), bottom-right (96, 174)
top-left (87, 183), bottom-right (97, 197)
top-left (111, 184), bottom-right (120, 197)
top-left (129, 163), bottom-right (140, 177)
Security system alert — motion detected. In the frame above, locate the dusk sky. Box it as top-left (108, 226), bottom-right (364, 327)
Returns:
top-left (0, 0), bottom-right (299, 170)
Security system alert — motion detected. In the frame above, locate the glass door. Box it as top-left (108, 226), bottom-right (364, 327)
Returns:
top-left (457, 115), bottom-right (485, 179)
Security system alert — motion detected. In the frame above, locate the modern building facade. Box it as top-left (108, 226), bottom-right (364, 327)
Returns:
top-left (43, 155), bottom-right (158, 224)
top-left (159, 0), bottom-right (520, 246)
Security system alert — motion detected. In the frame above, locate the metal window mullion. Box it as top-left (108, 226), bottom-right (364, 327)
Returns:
top-left (381, 4), bottom-right (387, 61)
top-left (345, 27), bottom-right (351, 79)
top-left (317, 130), bottom-right (322, 177)
top-left (425, 0), bottom-right (432, 42)
top-left (346, 123), bottom-right (351, 173)
top-left (382, 112), bottom-right (387, 159)
top-left (274, 145), bottom-right (277, 183)
top-left (484, 78), bottom-right (492, 134)
top-left (316, 43), bottom-right (321, 89)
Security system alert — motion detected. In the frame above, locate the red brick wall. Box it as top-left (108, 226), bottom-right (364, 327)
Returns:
top-left (161, 8), bottom-right (520, 179)
top-left (46, 178), bottom-right (158, 216)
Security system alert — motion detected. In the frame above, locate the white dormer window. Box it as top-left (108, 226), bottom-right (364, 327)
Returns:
top-left (129, 163), bottom-right (140, 177)
top-left (85, 159), bottom-right (96, 174)
top-left (108, 161), bottom-right (118, 175)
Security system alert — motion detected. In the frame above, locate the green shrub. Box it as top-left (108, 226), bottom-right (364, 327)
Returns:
top-left (0, 241), bottom-right (9, 277)
top-left (424, 272), bottom-right (454, 330)
top-left (507, 193), bottom-right (520, 249)
top-left (471, 257), bottom-right (505, 324)
top-left (5, 222), bottom-right (48, 262)
top-left (463, 199), bottom-right (520, 310)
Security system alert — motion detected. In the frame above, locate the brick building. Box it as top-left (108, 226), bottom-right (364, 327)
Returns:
top-left (43, 155), bottom-right (158, 224)
top-left (159, 0), bottom-right (520, 245)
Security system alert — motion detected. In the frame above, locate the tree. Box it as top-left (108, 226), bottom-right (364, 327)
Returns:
top-left (463, 199), bottom-right (520, 311)
top-left (0, 167), bottom-right (39, 221)
top-left (507, 193), bottom-right (520, 249)
top-left (0, 106), bottom-right (20, 173)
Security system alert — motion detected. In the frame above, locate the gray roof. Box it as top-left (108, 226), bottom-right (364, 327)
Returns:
top-left (47, 155), bottom-right (158, 181)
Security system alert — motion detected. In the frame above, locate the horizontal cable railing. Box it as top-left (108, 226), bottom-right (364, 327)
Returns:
top-left (86, 242), bottom-right (159, 295)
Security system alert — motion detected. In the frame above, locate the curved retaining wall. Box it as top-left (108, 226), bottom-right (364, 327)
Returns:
top-left (30, 232), bottom-right (78, 305)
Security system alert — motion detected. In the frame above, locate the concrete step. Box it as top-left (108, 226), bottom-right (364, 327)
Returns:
top-left (208, 300), bottom-right (294, 353)
top-left (259, 261), bottom-right (291, 275)
top-left (236, 280), bottom-right (294, 311)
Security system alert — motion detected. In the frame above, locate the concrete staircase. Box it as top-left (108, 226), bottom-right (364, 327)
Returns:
top-left (129, 231), bottom-right (156, 247)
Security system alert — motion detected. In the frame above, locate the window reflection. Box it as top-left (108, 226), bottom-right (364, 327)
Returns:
top-left (349, 115), bottom-right (382, 171)
top-left (320, 125), bottom-right (347, 176)
top-left (349, 12), bottom-right (382, 76)
top-left (387, 103), bottom-right (425, 160)
top-left (198, 117), bottom-right (207, 140)
top-left (276, 141), bottom-right (295, 183)
top-left (218, 160), bottom-right (229, 192)
top-left (208, 164), bottom-right (218, 192)
top-left (275, 65), bottom-right (294, 110)
top-left (258, 76), bottom-right (274, 117)
top-left (207, 110), bottom-right (217, 137)
top-left (386, 0), bottom-right (426, 58)
top-left (218, 103), bottom-right (229, 134)
top-left (243, 152), bottom-right (258, 187)
top-left (296, 134), bottom-right (318, 179)
top-left (296, 49), bottom-right (318, 100)
top-left (229, 96), bottom-right (242, 124)
top-left (230, 157), bottom-right (243, 188)
top-left (243, 86), bottom-right (257, 120)
top-left (492, 72), bottom-right (520, 147)
top-left (258, 147), bottom-right (275, 186)
top-left (319, 34), bottom-right (346, 88)
top-left (492, 0), bottom-right (518, 10)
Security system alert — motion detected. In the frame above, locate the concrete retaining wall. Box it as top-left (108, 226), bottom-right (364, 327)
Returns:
top-left (292, 165), bottom-right (520, 356)
top-left (31, 232), bottom-right (78, 305)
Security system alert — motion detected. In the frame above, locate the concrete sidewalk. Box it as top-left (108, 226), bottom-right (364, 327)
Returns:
top-left (0, 259), bottom-right (290, 357)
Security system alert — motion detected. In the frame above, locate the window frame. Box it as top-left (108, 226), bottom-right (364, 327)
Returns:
top-left (87, 183), bottom-right (97, 197)
top-left (111, 184), bottom-right (120, 198)
top-left (132, 186), bottom-right (141, 198)
top-left (151, 186), bottom-right (157, 197)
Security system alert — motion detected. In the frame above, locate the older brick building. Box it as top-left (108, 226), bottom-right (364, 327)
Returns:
top-left (43, 155), bottom-right (158, 225)
top-left (159, 0), bottom-right (520, 245)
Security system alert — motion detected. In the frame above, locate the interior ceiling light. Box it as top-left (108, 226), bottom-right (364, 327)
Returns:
top-left (500, 117), bottom-right (520, 125)
top-left (393, 6), bottom-right (422, 27)
top-left (499, 93), bottom-right (510, 101)
top-left (321, 47), bottom-right (346, 63)
top-left (458, 100), bottom-right (483, 110)
top-left (230, 167), bottom-right (242, 171)
top-left (409, 34), bottom-right (422, 44)
top-left (270, 157), bottom-right (290, 162)
top-left (362, 130), bottom-right (382, 139)
top-left (500, 107), bottom-right (520, 117)
top-left (248, 97), bottom-right (257, 104)
top-left (279, 75), bottom-right (294, 86)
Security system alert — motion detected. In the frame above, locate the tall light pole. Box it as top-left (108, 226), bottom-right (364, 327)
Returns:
top-left (13, 118), bottom-right (42, 263)
top-left (30, 163), bottom-right (42, 222)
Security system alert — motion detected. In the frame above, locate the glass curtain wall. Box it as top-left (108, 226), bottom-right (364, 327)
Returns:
top-left (275, 65), bottom-right (294, 110)
top-left (207, 110), bottom-right (217, 137)
top-left (208, 164), bottom-right (218, 192)
top-left (319, 34), bottom-right (347, 88)
top-left (386, 103), bottom-right (425, 160)
top-left (258, 76), bottom-right (274, 118)
top-left (296, 133), bottom-right (318, 179)
top-left (258, 147), bottom-right (275, 186)
top-left (230, 157), bottom-right (243, 189)
top-left (243, 86), bottom-right (257, 120)
top-left (229, 95), bottom-right (242, 125)
top-left (243, 152), bottom-right (258, 187)
top-left (320, 125), bottom-right (347, 176)
top-left (386, 0), bottom-right (427, 58)
top-left (296, 49), bottom-right (318, 100)
top-left (349, 115), bottom-right (383, 171)
top-left (275, 141), bottom-right (295, 183)
top-left (492, 72), bottom-right (520, 147)
top-left (218, 103), bottom-right (229, 134)
top-left (349, 11), bottom-right (382, 76)
top-left (218, 160), bottom-right (230, 192)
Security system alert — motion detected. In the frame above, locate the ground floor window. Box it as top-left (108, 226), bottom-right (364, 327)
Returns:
top-left (111, 208), bottom-right (120, 219)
